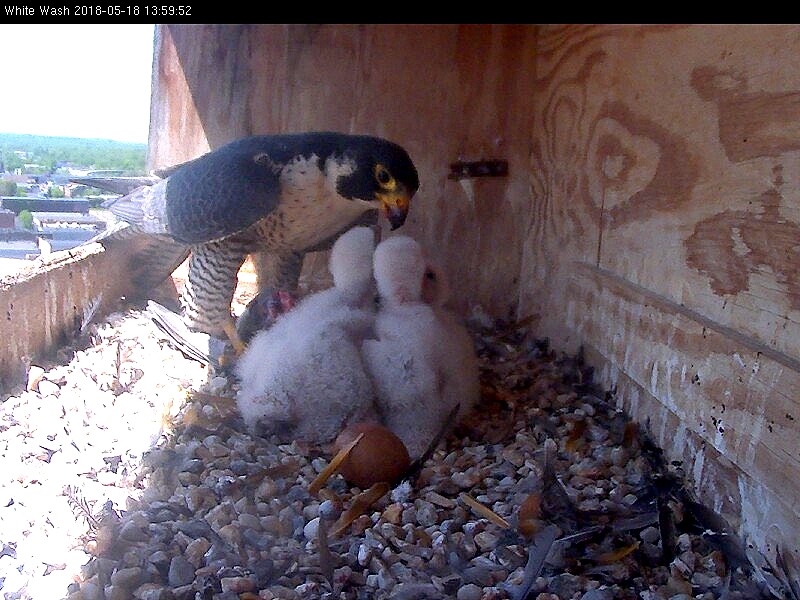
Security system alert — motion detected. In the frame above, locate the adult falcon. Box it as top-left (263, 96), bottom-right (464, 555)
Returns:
top-left (95, 132), bottom-right (419, 344)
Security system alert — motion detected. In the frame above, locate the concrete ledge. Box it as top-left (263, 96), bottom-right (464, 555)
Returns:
top-left (0, 243), bottom-right (132, 393)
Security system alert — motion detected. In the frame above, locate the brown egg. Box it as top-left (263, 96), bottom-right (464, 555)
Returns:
top-left (333, 423), bottom-right (411, 488)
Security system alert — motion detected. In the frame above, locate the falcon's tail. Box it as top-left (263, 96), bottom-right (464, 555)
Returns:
top-left (99, 180), bottom-right (170, 236)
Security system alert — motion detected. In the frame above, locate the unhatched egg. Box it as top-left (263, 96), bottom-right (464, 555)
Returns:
top-left (334, 422), bottom-right (411, 488)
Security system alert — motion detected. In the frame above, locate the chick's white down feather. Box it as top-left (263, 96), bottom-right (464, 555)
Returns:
top-left (362, 236), bottom-right (480, 459)
top-left (235, 227), bottom-right (379, 442)
top-left (422, 262), bottom-right (480, 421)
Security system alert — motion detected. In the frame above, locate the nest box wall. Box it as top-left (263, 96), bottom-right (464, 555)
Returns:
top-left (148, 24), bottom-right (800, 561)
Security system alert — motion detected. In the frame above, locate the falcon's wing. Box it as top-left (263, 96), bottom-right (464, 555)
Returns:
top-left (84, 222), bottom-right (192, 297)
top-left (102, 142), bottom-right (283, 245)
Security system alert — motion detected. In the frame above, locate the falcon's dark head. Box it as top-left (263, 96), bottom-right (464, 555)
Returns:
top-left (333, 135), bottom-right (419, 230)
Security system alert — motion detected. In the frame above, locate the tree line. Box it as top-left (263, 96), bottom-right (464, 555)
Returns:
top-left (0, 133), bottom-right (146, 174)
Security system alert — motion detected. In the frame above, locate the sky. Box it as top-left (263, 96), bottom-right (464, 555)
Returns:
top-left (0, 25), bottom-right (155, 144)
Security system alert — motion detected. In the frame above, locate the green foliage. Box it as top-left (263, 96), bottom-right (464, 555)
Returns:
top-left (71, 184), bottom-right (108, 198)
top-left (0, 180), bottom-right (18, 195)
top-left (47, 186), bottom-right (65, 198)
top-left (0, 133), bottom-right (147, 175)
top-left (18, 209), bottom-right (33, 229)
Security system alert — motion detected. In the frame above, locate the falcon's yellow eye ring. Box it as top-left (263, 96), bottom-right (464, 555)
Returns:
top-left (375, 164), bottom-right (396, 190)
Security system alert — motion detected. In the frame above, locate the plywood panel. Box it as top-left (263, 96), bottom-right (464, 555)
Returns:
top-left (518, 25), bottom-right (622, 344)
top-left (518, 24), bottom-right (800, 563)
top-left (148, 25), bottom-right (210, 166)
top-left (586, 25), bottom-right (800, 361)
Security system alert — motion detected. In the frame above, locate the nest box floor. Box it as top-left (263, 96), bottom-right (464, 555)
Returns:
top-left (0, 310), bottom-right (790, 600)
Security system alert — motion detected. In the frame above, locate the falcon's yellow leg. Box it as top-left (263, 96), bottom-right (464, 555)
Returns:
top-left (221, 318), bottom-right (246, 355)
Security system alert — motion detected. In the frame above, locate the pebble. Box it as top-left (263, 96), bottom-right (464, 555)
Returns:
top-left (37, 379), bottom-right (61, 397)
top-left (303, 517), bottom-right (320, 540)
top-left (26, 365), bottom-right (45, 391)
top-left (110, 566), bottom-right (143, 588)
top-left (474, 531), bottom-right (499, 551)
top-left (239, 512), bottom-right (262, 530)
top-left (415, 500), bottom-right (439, 526)
top-left (457, 583), bottom-right (483, 600)
top-left (640, 526), bottom-right (660, 544)
top-left (382, 502), bottom-right (404, 524)
top-left (427, 492), bottom-right (456, 508)
top-left (581, 590), bottom-right (614, 600)
top-left (167, 556), bottom-right (195, 587)
top-left (220, 576), bottom-right (256, 593)
top-left (119, 521), bottom-right (150, 542)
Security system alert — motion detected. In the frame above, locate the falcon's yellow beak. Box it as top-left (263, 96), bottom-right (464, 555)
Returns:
top-left (377, 188), bottom-right (411, 230)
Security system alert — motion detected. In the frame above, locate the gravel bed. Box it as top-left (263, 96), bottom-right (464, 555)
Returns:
top-left (0, 310), bottom-right (789, 600)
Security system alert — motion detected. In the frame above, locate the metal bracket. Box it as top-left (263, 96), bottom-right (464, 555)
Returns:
top-left (448, 159), bottom-right (508, 180)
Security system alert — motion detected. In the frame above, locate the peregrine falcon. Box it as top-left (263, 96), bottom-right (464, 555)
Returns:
top-left (96, 132), bottom-right (419, 339)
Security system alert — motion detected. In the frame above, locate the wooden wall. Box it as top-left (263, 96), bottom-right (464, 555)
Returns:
top-left (148, 24), bottom-right (800, 562)
top-left (521, 25), bottom-right (800, 564)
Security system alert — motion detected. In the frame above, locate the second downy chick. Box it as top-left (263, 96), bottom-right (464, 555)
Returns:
top-left (362, 236), bottom-right (468, 459)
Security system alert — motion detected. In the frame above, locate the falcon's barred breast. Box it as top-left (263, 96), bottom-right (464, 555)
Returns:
top-left (98, 132), bottom-right (419, 337)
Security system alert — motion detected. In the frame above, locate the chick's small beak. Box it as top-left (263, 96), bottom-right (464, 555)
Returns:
top-left (379, 191), bottom-right (411, 230)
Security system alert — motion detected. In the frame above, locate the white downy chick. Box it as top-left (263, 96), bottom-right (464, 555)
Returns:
top-left (421, 262), bottom-right (480, 421)
top-left (361, 236), bottom-right (455, 459)
top-left (235, 226), bottom-right (379, 442)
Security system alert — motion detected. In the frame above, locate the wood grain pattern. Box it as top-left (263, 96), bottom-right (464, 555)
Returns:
top-left (520, 25), bottom-right (800, 561)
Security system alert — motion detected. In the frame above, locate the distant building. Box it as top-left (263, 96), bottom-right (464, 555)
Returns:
top-left (0, 197), bottom-right (91, 214)
top-left (86, 169), bottom-right (129, 177)
top-left (0, 209), bottom-right (14, 229)
top-left (31, 212), bottom-right (104, 255)
top-left (31, 211), bottom-right (105, 230)
top-left (0, 174), bottom-right (27, 184)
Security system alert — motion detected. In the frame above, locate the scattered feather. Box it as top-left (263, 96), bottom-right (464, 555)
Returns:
top-left (776, 546), bottom-right (800, 600)
top-left (611, 510), bottom-right (660, 533)
top-left (623, 421), bottom-right (639, 448)
top-left (390, 480), bottom-right (414, 504)
top-left (405, 403), bottom-right (460, 480)
top-left (332, 482), bottom-right (390, 537)
top-left (594, 541), bottom-right (640, 564)
top-left (565, 420), bottom-right (587, 452)
top-left (62, 485), bottom-right (100, 533)
top-left (517, 493), bottom-right (542, 537)
top-left (459, 492), bottom-right (510, 529)
top-left (504, 524), bottom-right (559, 600)
top-left (80, 294), bottom-right (103, 335)
top-left (309, 433), bottom-right (365, 495)
top-left (317, 516), bottom-right (335, 587)
top-left (657, 493), bottom-right (677, 564)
